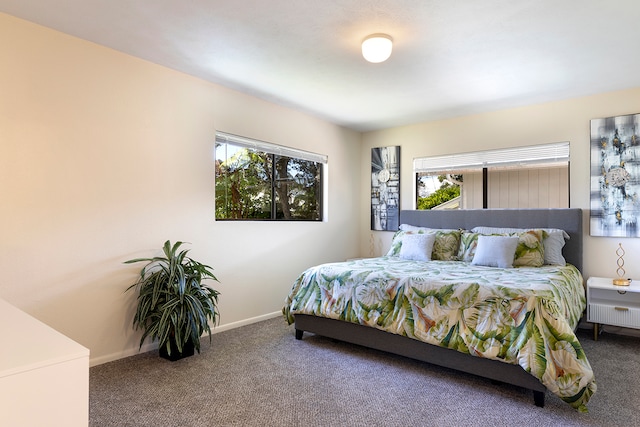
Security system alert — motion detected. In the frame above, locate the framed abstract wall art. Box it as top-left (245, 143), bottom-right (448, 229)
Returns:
top-left (590, 113), bottom-right (640, 237)
top-left (371, 146), bottom-right (400, 231)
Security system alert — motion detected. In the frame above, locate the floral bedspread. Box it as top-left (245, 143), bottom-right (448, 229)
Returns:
top-left (283, 257), bottom-right (596, 411)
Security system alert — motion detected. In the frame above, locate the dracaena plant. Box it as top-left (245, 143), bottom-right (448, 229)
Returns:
top-left (125, 240), bottom-right (220, 357)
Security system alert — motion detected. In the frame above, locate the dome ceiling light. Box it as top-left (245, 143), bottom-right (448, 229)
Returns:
top-left (361, 34), bottom-right (393, 63)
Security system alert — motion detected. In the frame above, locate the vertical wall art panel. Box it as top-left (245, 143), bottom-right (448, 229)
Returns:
top-left (371, 146), bottom-right (400, 231)
top-left (590, 113), bottom-right (640, 237)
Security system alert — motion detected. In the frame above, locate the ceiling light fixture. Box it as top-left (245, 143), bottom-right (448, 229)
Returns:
top-left (362, 34), bottom-right (393, 63)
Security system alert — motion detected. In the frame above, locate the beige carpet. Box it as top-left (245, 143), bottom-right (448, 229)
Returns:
top-left (90, 317), bottom-right (639, 426)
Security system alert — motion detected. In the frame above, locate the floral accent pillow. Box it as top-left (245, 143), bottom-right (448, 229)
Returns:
top-left (471, 226), bottom-right (568, 266)
top-left (458, 231), bottom-right (480, 262)
top-left (512, 229), bottom-right (547, 267)
top-left (386, 228), bottom-right (461, 261)
top-left (386, 230), bottom-right (408, 257)
top-left (431, 229), bottom-right (461, 261)
top-left (458, 230), bottom-right (546, 267)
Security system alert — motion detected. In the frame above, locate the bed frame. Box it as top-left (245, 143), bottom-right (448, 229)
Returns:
top-left (293, 208), bottom-right (583, 407)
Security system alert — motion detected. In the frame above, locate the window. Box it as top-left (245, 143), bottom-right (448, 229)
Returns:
top-left (215, 131), bottom-right (326, 221)
top-left (414, 142), bottom-right (570, 210)
top-left (417, 174), bottom-right (463, 210)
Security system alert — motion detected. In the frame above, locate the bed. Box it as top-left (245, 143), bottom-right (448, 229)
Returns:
top-left (283, 208), bottom-right (596, 412)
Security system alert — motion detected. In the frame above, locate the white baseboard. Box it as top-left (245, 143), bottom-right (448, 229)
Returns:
top-left (209, 310), bottom-right (282, 334)
top-left (90, 311), bottom-right (282, 367)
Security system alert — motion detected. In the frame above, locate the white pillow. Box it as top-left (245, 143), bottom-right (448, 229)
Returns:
top-left (399, 223), bottom-right (427, 232)
top-left (541, 230), bottom-right (568, 266)
top-left (400, 224), bottom-right (457, 233)
top-left (399, 233), bottom-right (436, 261)
top-left (471, 226), bottom-right (569, 266)
top-left (471, 235), bottom-right (519, 268)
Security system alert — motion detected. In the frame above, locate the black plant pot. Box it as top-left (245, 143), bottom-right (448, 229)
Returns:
top-left (159, 338), bottom-right (195, 361)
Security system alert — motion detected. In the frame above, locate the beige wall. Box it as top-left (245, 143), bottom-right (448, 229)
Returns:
top-left (0, 14), bottom-right (361, 365)
top-left (361, 87), bottom-right (640, 282)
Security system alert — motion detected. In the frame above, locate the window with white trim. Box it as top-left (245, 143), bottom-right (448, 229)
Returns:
top-left (215, 131), bottom-right (327, 220)
top-left (414, 142), bottom-right (570, 210)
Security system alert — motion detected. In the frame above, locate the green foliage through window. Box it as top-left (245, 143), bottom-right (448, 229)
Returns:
top-left (215, 143), bottom-right (323, 220)
top-left (417, 174), bottom-right (461, 210)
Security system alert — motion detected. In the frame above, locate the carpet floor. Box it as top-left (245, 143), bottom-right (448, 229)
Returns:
top-left (90, 317), bottom-right (640, 426)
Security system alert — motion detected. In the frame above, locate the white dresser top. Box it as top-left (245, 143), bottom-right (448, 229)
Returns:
top-left (0, 298), bottom-right (89, 378)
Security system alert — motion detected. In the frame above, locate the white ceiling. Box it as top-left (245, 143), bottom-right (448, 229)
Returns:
top-left (2, 1), bottom-right (639, 131)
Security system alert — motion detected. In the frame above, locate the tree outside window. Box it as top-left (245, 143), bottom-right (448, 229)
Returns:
top-left (417, 174), bottom-right (462, 210)
top-left (215, 143), bottom-right (323, 221)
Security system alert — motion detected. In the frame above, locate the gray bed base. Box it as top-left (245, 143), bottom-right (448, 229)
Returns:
top-left (294, 208), bottom-right (583, 408)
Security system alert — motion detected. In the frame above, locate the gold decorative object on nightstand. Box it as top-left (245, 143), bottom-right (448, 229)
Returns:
top-left (613, 243), bottom-right (630, 286)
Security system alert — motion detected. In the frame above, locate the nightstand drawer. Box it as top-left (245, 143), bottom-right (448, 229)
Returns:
top-left (588, 287), bottom-right (640, 307)
top-left (588, 303), bottom-right (640, 329)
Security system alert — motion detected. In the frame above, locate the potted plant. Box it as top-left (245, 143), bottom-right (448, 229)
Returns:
top-left (125, 240), bottom-right (220, 361)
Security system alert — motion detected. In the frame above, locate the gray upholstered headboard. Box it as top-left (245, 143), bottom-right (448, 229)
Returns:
top-left (399, 208), bottom-right (583, 272)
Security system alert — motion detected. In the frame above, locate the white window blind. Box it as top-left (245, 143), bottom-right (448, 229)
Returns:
top-left (215, 131), bottom-right (328, 164)
top-left (413, 142), bottom-right (569, 173)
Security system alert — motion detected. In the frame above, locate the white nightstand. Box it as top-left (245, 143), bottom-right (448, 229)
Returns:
top-left (587, 276), bottom-right (640, 340)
